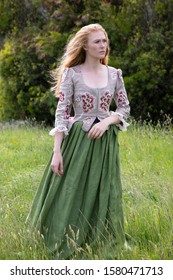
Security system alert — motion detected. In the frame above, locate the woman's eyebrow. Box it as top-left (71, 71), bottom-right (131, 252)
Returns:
top-left (93, 38), bottom-right (106, 42)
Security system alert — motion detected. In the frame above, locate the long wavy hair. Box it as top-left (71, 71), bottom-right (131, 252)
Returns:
top-left (52, 23), bottom-right (110, 96)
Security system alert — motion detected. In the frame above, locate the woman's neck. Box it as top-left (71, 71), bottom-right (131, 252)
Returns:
top-left (82, 57), bottom-right (103, 72)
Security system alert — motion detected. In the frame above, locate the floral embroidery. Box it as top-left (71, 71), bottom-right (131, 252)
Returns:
top-left (59, 91), bottom-right (65, 102)
top-left (100, 91), bottom-right (112, 111)
top-left (64, 100), bottom-right (71, 119)
top-left (49, 66), bottom-right (130, 136)
top-left (115, 91), bottom-right (127, 106)
top-left (85, 117), bottom-right (92, 124)
top-left (74, 96), bottom-right (83, 107)
top-left (82, 93), bottom-right (95, 113)
top-left (75, 97), bottom-right (81, 103)
top-left (57, 104), bottom-right (66, 110)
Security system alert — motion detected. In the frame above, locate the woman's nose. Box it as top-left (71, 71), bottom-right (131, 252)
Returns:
top-left (100, 41), bottom-right (105, 48)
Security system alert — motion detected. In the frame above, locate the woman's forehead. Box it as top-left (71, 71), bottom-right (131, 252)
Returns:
top-left (87, 31), bottom-right (106, 41)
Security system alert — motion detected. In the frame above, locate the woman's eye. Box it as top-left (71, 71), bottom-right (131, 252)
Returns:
top-left (94, 39), bottom-right (106, 44)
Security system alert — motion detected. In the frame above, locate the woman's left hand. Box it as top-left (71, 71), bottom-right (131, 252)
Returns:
top-left (88, 119), bottom-right (109, 139)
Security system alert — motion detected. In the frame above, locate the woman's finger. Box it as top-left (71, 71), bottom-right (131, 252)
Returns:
top-left (51, 161), bottom-right (63, 176)
top-left (59, 159), bottom-right (64, 175)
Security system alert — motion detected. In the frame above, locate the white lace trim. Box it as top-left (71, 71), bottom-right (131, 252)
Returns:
top-left (49, 126), bottom-right (68, 136)
top-left (110, 111), bottom-right (129, 131)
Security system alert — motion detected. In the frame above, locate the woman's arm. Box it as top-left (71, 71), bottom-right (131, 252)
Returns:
top-left (88, 115), bottom-right (120, 139)
top-left (50, 68), bottom-right (74, 176)
top-left (51, 132), bottom-right (64, 176)
top-left (112, 69), bottom-right (130, 130)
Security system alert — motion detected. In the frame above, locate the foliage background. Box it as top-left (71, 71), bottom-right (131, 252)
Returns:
top-left (0, 0), bottom-right (173, 124)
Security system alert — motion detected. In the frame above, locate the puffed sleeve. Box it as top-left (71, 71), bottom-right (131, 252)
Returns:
top-left (49, 67), bottom-right (74, 136)
top-left (111, 69), bottom-right (130, 131)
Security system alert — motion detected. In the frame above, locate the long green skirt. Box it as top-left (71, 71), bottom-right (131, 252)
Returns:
top-left (27, 122), bottom-right (125, 259)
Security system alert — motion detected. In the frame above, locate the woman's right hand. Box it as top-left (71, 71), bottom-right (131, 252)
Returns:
top-left (51, 151), bottom-right (64, 176)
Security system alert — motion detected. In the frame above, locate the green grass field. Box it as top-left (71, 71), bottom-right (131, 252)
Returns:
top-left (0, 121), bottom-right (173, 260)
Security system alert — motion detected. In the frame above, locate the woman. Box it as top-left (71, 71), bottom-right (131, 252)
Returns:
top-left (27, 23), bottom-right (130, 259)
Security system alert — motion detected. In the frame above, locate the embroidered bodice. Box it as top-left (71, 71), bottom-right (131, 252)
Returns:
top-left (49, 65), bottom-right (130, 136)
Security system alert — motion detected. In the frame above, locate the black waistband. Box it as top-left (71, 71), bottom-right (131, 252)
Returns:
top-left (93, 117), bottom-right (100, 124)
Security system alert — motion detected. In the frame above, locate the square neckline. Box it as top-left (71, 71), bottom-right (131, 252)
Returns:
top-left (78, 64), bottom-right (109, 90)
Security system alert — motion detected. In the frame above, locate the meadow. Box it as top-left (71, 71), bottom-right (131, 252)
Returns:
top-left (0, 120), bottom-right (173, 260)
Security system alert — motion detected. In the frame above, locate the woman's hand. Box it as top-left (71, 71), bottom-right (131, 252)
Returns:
top-left (88, 115), bottom-right (121, 140)
top-left (88, 119), bottom-right (109, 139)
top-left (51, 151), bottom-right (64, 176)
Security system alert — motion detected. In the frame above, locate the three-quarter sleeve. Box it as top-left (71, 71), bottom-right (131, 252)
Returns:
top-left (111, 69), bottom-right (130, 131)
top-left (49, 68), bottom-right (74, 136)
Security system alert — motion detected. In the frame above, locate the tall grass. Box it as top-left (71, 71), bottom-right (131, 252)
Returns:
top-left (0, 121), bottom-right (173, 260)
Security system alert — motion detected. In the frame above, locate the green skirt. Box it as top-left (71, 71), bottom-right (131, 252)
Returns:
top-left (27, 122), bottom-right (125, 259)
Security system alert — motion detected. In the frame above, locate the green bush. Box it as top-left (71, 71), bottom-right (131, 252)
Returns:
top-left (0, 0), bottom-right (173, 124)
top-left (0, 31), bottom-right (68, 124)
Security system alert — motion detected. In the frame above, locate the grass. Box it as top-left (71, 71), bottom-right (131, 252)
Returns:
top-left (0, 120), bottom-right (173, 260)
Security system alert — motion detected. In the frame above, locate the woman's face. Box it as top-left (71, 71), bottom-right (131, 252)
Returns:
top-left (85, 31), bottom-right (107, 60)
